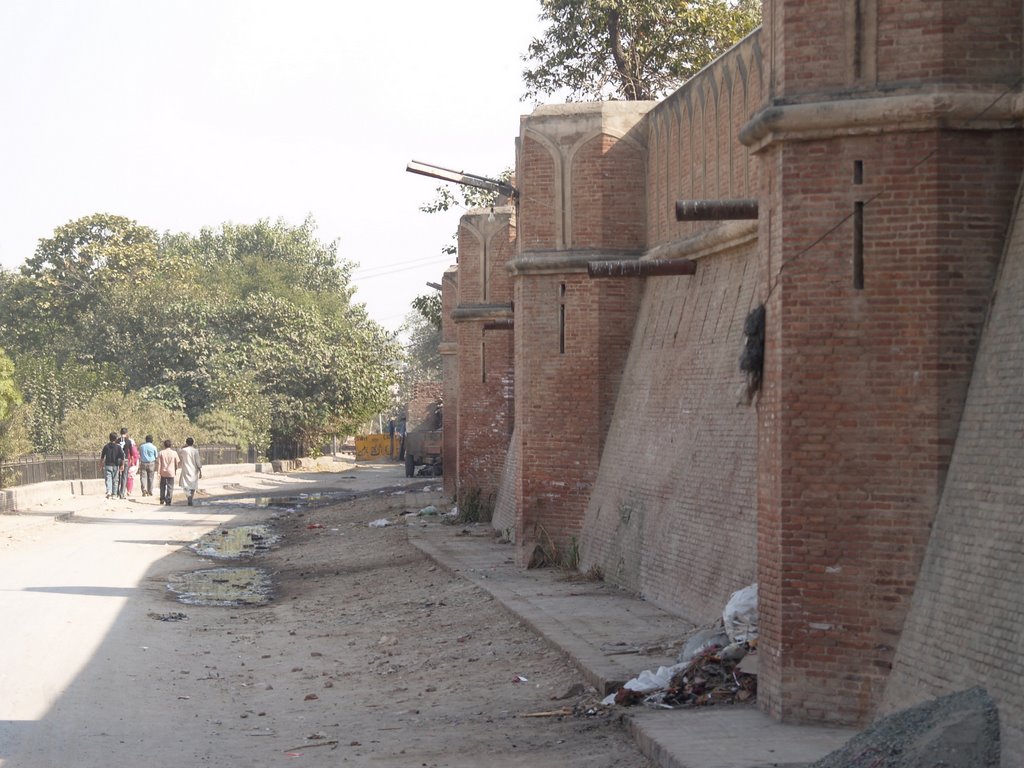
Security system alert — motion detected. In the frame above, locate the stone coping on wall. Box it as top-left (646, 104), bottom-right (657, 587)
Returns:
top-left (741, 87), bottom-right (1024, 152)
top-left (646, 220), bottom-right (758, 263)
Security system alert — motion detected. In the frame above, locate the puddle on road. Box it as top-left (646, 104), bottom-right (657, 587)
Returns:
top-left (256, 492), bottom-right (353, 510)
top-left (167, 567), bottom-right (273, 606)
top-left (189, 525), bottom-right (279, 559)
top-left (204, 491), bottom-right (353, 514)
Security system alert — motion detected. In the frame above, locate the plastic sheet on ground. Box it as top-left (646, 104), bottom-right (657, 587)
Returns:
top-left (368, 518), bottom-right (391, 528)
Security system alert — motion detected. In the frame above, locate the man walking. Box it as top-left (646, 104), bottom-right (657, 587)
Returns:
top-left (138, 434), bottom-right (158, 496)
top-left (157, 439), bottom-right (180, 505)
top-left (99, 432), bottom-right (125, 500)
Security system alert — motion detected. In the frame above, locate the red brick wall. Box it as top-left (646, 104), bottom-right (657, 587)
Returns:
top-left (757, 130), bottom-right (1022, 725)
top-left (767, 0), bottom-right (1021, 97)
top-left (883, 180), bottom-right (1024, 758)
top-left (581, 245), bottom-right (760, 617)
top-left (441, 266), bottom-right (459, 496)
top-left (454, 209), bottom-right (516, 507)
top-left (579, 34), bottom-right (764, 619)
top-left (512, 103), bottom-right (652, 564)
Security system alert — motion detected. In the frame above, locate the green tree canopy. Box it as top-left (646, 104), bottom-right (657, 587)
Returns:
top-left (0, 214), bottom-right (400, 457)
top-left (522, 0), bottom-right (761, 102)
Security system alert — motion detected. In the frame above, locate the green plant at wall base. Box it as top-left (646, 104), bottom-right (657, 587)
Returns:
top-left (565, 536), bottom-right (581, 571)
top-left (446, 487), bottom-right (495, 525)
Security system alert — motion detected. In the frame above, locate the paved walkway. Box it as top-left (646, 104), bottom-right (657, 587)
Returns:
top-left (409, 524), bottom-right (857, 768)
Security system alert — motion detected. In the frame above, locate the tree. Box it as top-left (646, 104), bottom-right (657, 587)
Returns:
top-left (0, 350), bottom-right (30, 475)
top-left (8, 214), bottom-right (159, 356)
top-left (0, 214), bottom-right (400, 458)
top-left (522, 0), bottom-right (761, 102)
top-left (401, 293), bottom-right (442, 396)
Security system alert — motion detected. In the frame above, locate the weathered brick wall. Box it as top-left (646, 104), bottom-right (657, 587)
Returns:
top-left (882, 182), bottom-right (1024, 761)
top-left (490, 426), bottom-right (519, 537)
top-left (454, 208), bottom-right (515, 508)
top-left (580, 35), bottom-right (764, 619)
top-left (756, 131), bottom-right (1022, 725)
top-left (753, 0), bottom-right (1024, 726)
top-left (581, 244), bottom-right (760, 618)
top-left (511, 103), bottom-right (652, 565)
top-left (766, 0), bottom-right (1021, 97)
top-left (440, 266), bottom-right (459, 496)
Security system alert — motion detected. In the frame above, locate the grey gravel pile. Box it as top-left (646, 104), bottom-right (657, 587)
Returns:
top-left (809, 687), bottom-right (1000, 768)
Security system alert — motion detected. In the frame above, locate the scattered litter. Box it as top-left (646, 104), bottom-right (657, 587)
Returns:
top-left (307, 523), bottom-right (324, 529)
top-left (368, 518), bottom-right (391, 528)
top-left (304, 693), bottom-right (319, 701)
top-left (676, 627), bottom-right (730, 664)
top-left (605, 588), bottom-right (760, 709)
top-left (603, 644), bottom-right (758, 709)
top-left (148, 611), bottom-right (188, 622)
top-left (512, 675), bottom-right (529, 683)
top-left (417, 505), bottom-right (439, 516)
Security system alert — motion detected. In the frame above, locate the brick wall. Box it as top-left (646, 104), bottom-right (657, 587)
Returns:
top-left (510, 103), bottom-right (652, 564)
top-left (754, 0), bottom-right (1024, 725)
top-left (440, 265), bottom-right (458, 497)
top-left (581, 244), bottom-right (760, 618)
top-left (767, 0), bottom-right (1021, 97)
top-left (756, 130), bottom-right (1022, 725)
top-left (453, 208), bottom-right (516, 509)
top-left (882, 180), bottom-right (1024, 759)
top-left (580, 35), bottom-right (764, 618)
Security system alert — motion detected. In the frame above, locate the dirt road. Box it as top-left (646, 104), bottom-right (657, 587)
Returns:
top-left (0, 459), bottom-right (653, 767)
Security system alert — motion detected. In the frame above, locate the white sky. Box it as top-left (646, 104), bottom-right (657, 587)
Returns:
top-left (0, 0), bottom-right (545, 333)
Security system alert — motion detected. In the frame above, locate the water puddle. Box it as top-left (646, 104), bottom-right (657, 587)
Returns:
top-left (167, 567), bottom-right (273, 606)
top-left (255, 492), bottom-right (352, 510)
top-left (189, 525), bottom-right (278, 559)
top-left (203, 491), bottom-right (353, 513)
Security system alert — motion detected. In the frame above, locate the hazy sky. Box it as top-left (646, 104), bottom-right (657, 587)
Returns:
top-left (0, 1), bottom-right (545, 332)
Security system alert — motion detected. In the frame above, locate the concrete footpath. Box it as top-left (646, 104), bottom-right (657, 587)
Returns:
top-left (408, 524), bottom-right (857, 768)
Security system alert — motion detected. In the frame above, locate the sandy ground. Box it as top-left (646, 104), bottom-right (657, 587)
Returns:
top-left (0, 458), bottom-right (653, 768)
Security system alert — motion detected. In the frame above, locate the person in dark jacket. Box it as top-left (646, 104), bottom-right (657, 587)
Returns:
top-left (99, 432), bottom-right (125, 499)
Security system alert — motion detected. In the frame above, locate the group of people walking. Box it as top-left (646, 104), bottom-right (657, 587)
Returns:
top-left (100, 429), bottom-right (202, 506)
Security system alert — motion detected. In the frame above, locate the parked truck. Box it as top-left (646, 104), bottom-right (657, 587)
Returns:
top-left (403, 428), bottom-right (443, 477)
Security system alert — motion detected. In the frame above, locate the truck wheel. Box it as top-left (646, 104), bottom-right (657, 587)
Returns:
top-left (405, 453), bottom-right (415, 478)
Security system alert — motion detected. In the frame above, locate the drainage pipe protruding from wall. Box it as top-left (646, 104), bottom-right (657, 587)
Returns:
top-left (587, 259), bottom-right (697, 279)
top-left (675, 199), bottom-right (758, 221)
top-left (483, 319), bottom-right (514, 331)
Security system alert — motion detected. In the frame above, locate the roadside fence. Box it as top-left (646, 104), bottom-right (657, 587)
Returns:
top-left (0, 443), bottom-right (250, 489)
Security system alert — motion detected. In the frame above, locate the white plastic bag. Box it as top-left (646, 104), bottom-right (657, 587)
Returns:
top-left (723, 583), bottom-right (758, 643)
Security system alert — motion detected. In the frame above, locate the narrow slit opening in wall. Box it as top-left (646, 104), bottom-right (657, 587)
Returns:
top-left (853, 201), bottom-right (865, 289)
top-left (853, 160), bottom-right (863, 184)
top-left (558, 283), bottom-right (566, 354)
top-left (853, 0), bottom-right (863, 79)
top-left (481, 339), bottom-right (487, 383)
